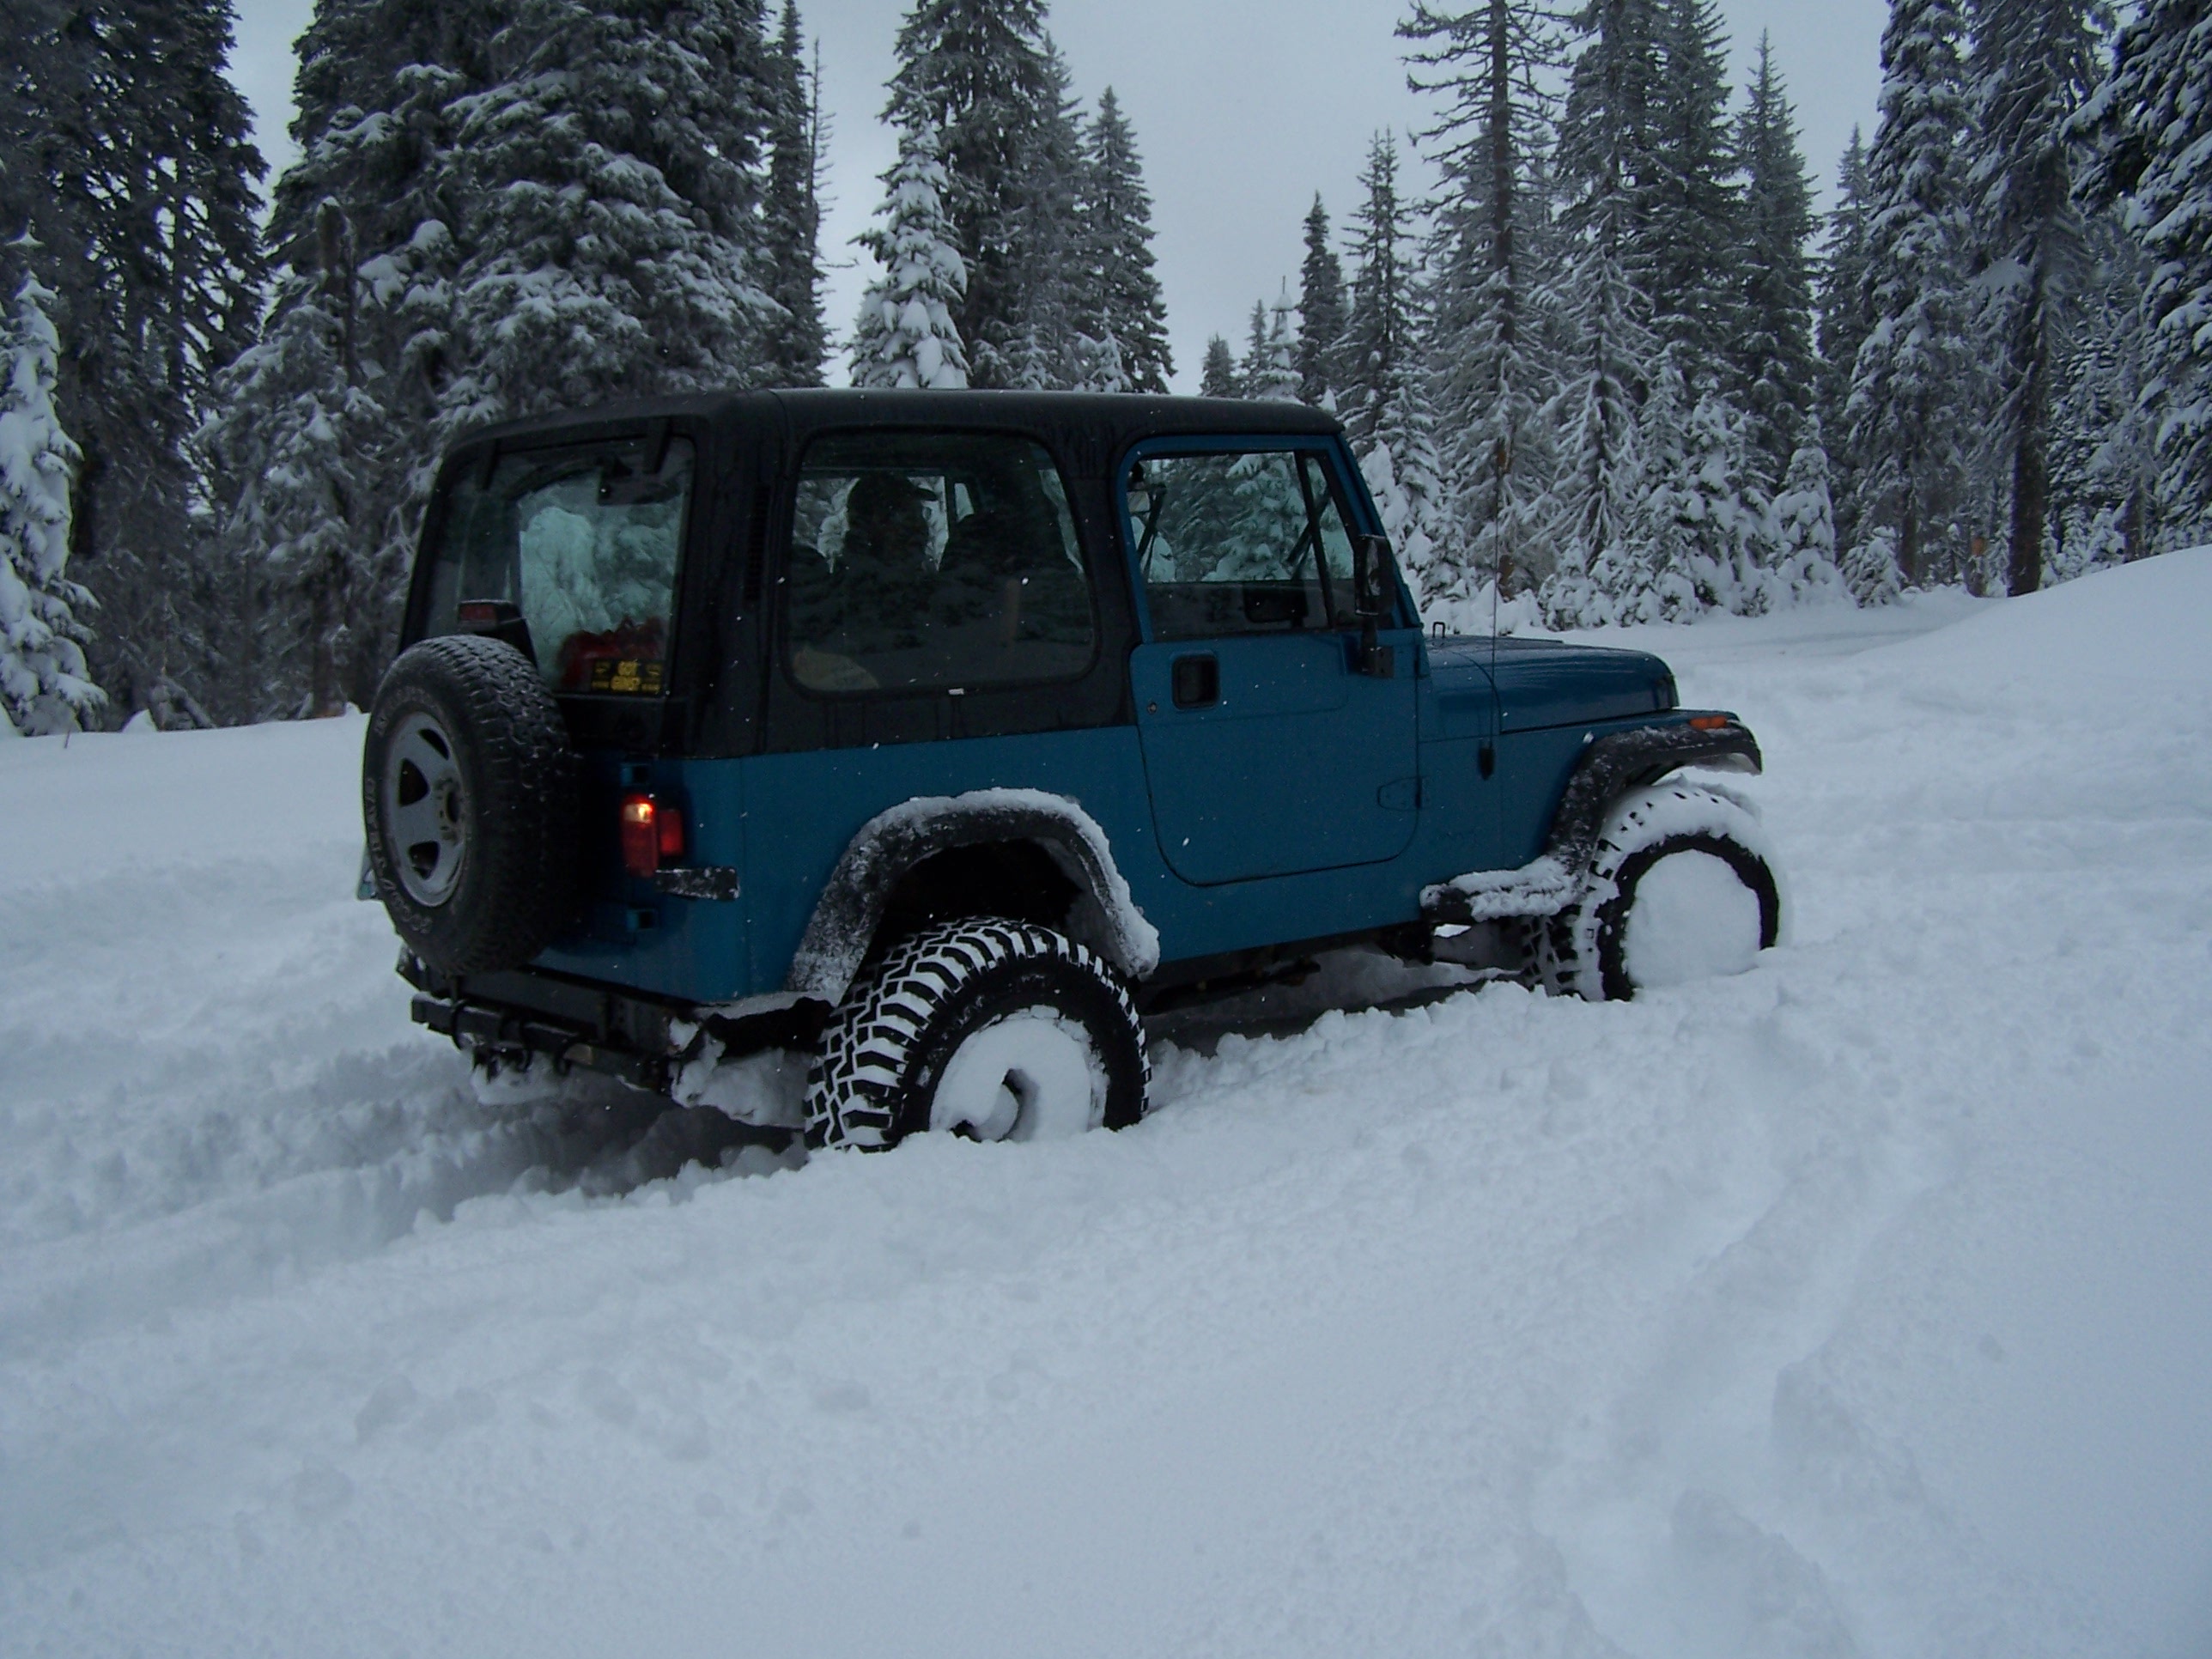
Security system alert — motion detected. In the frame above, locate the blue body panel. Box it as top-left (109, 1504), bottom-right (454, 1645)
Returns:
top-left (531, 428), bottom-right (1682, 1006)
top-left (1129, 627), bottom-right (1423, 884)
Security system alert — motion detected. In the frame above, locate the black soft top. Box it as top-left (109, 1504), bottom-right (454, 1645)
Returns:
top-left (452, 387), bottom-right (1345, 473)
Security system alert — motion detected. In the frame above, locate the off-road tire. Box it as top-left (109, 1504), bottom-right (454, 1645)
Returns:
top-left (805, 918), bottom-right (1150, 1152)
top-left (362, 634), bottom-right (580, 974)
top-left (1533, 781), bottom-right (1782, 1002)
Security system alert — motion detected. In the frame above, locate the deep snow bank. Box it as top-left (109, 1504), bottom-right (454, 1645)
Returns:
top-left (2, 556), bottom-right (2208, 1658)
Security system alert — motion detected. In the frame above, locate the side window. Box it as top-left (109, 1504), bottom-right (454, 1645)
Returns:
top-left (1125, 448), bottom-right (1360, 641)
top-left (783, 432), bottom-right (1096, 694)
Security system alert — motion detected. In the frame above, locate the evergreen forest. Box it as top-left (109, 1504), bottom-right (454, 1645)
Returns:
top-left (3, 0), bottom-right (2208, 732)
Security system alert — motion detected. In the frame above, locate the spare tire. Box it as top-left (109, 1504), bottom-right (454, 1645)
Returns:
top-left (362, 634), bottom-right (580, 973)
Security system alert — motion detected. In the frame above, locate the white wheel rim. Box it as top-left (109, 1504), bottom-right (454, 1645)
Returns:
top-left (1621, 849), bottom-right (1765, 990)
top-left (930, 1006), bottom-right (1104, 1141)
top-left (383, 712), bottom-right (468, 906)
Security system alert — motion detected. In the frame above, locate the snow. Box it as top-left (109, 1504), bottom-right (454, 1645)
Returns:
top-left (3, 554), bottom-right (2210, 1656)
top-left (1621, 850), bottom-right (1766, 988)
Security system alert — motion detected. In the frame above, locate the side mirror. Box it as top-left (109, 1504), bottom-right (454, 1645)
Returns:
top-left (1352, 533), bottom-right (1392, 622)
top-left (1351, 534), bottom-right (1395, 678)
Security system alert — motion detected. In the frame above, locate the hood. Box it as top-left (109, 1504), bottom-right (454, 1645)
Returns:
top-left (1430, 635), bottom-right (1677, 732)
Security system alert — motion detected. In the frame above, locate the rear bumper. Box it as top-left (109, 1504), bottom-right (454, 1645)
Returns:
top-left (400, 956), bottom-right (823, 1090)
top-left (403, 957), bottom-right (678, 1089)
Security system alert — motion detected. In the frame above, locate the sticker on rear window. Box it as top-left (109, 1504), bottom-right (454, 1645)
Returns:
top-left (589, 658), bottom-right (665, 696)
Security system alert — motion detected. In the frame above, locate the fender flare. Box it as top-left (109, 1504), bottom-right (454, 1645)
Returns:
top-left (1542, 716), bottom-right (1762, 872)
top-left (784, 789), bottom-right (1163, 1004)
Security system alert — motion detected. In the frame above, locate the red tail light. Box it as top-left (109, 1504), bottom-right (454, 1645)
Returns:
top-left (619, 794), bottom-right (684, 878)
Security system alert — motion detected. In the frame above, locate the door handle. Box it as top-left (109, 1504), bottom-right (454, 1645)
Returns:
top-left (1170, 653), bottom-right (1219, 709)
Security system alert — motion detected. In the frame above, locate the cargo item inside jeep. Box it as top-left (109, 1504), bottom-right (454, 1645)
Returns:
top-left (362, 390), bottom-right (1780, 1152)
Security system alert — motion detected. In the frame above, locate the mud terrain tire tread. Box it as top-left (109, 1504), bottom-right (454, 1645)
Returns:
top-left (363, 635), bottom-right (579, 974)
top-left (806, 918), bottom-right (1149, 1152)
top-left (1533, 781), bottom-right (1782, 1002)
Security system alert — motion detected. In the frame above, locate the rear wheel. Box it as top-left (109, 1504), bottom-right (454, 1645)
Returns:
top-left (362, 635), bottom-right (579, 974)
top-left (805, 919), bottom-right (1150, 1152)
top-left (1536, 781), bottom-right (1782, 1002)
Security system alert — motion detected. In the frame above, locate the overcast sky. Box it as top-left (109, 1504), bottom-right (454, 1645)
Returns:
top-left (225, 0), bottom-right (1887, 392)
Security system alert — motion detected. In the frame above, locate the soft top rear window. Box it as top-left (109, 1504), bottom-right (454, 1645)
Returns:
top-left (425, 435), bottom-right (695, 694)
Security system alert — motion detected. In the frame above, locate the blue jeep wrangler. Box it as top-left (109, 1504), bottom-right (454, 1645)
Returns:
top-left (362, 391), bottom-right (1778, 1150)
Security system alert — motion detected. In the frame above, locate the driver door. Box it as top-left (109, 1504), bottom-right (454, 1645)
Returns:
top-left (1124, 442), bottom-right (1419, 886)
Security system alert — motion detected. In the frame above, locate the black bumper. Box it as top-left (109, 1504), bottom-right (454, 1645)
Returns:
top-left (402, 957), bottom-right (678, 1090)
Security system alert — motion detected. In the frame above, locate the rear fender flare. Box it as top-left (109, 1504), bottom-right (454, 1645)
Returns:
top-left (1544, 719), bottom-right (1763, 872)
top-left (785, 789), bottom-right (1162, 1004)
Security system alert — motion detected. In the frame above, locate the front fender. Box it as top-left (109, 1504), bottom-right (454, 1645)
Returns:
top-left (1544, 716), bottom-right (1762, 872)
top-left (784, 789), bottom-right (1162, 1004)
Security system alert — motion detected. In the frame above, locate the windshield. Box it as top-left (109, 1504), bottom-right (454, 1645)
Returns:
top-left (424, 436), bottom-right (695, 693)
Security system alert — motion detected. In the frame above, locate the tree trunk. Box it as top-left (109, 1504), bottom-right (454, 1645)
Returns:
top-left (1899, 492), bottom-right (1920, 590)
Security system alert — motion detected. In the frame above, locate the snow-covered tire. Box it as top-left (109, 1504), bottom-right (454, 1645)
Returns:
top-left (362, 634), bottom-right (580, 975)
top-left (805, 919), bottom-right (1150, 1152)
top-left (1534, 781), bottom-right (1783, 1002)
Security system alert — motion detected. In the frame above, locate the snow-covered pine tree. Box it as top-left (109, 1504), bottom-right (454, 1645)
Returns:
top-left (202, 198), bottom-right (397, 720)
top-left (1643, 0), bottom-right (1742, 385)
top-left (763, 0), bottom-right (830, 387)
top-left (1771, 415), bottom-right (1848, 602)
top-left (1295, 195), bottom-right (1347, 409)
top-left (1548, 0), bottom-right (1665, 626)
top-left (1734, 34), bottom-right (1818, 494)
top-left (1200, 335), bottom-right (1240, 398)
top-left (1402, 0), bottom-right (1564, 603)
top-left (1238, 301), bottom-right (1273, 397)
top-left (0, 277), bottom-right (103, 735)
top-left (1079, 88), bottom-right (1172, 395)
top-left (1605, 355), bottom-right (1690, 619)
top-left (2047, 211), bottom-right (2158, 570)
top-left (1342, 133), bottom-right (1418, 447)
top-left (201, 0), bottom-right (481, 717)
top-left (882, 0), bottom-right (1063, 389)
top-left (2074, 0), bottom-right (2212, 542)
top-left (1843, 0), bottom-right (1976, 593)
top-left (1815, 128), bottom-right (1875, 553)
top-left (441, 0), bottom-right (777, 434)
top-left (995, 40), bottom-right (1093, 390)
top-left (1249, 285), bottom-right (1304, 404)
top-left (1, 0), bottom-right (264, 721)
top-left (1966, 0), bottom-right (2105, 595)
top-left (852, 122), bottom-right (971, 389)
top-left (209, 0), bottom-right (783, 717)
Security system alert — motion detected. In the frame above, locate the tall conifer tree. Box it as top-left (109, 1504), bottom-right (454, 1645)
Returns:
top-left (207, 0), bottom-right (779, 716)
top-left (764, 1), bottom-right (830, 386)
top-left (1815, 128), bottom-right (1875, 551)
top-left (1643, 0), bottom-right (1741, 380)
top-left (1550, 0), bottom-right (1663, 623)
top-left (2075, 0), bottom-right (2212, 538)
top-left (1295, 195), bottom-right (1347, 409)
top-left (881, 0), bottom-right (1061, 388)
top-left (1343, 134), bottom-right (1417, 448)
top-left (0, 278), bottom-right (103, 734)
top-left (851, 122), bottom-right (971, 389)
top-left (1200, 334), bottom-right (1240, 398)
top-left (1966, 0), bottom-right (2104, 594)
top-left (1, 0), bottom-right (264, 719)
top-left (1734, 35), bottom-right (1816, 492)
top-left (1080, 88), bottom-right (1172, 394)
top-left (1843, 0), bottom-right (1975, 592)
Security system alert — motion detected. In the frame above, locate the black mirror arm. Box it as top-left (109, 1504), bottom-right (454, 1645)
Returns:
top-left (1353, 533), bottom-right (1395, 676)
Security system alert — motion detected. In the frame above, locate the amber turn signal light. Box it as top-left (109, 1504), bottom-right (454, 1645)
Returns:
top-left (1688, 715), bottom-right (1730, 731)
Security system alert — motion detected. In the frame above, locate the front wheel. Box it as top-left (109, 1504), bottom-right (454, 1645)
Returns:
top-left (1535, 781), bottom-right (1784, 1002)
top-left (805, 919), bottom-right (1150, 1152)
